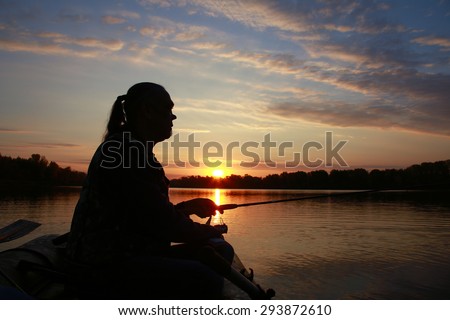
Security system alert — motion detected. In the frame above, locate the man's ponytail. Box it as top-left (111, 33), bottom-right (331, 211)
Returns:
top-left (103, 95), bottom-right (127, 140)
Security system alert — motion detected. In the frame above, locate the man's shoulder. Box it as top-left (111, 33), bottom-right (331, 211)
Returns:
top-left (98, 132), bottom-right (163, 172)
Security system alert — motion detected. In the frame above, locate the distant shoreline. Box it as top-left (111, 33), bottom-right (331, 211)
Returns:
top-left (0, 180), bottom-right (82, 196)
top-left (170, 160), bottom-right (450, 190)
top-left (1, 154), bottom-right (449, 191)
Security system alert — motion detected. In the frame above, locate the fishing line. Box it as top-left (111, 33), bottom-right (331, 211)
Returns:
top-left (217, 189), bottom-right (381, 211)
top-left (217, 182), bottom-right (449, 211)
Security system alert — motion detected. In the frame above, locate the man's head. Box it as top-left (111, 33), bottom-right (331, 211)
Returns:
top-left (105, 82), bottom-right (176, 143)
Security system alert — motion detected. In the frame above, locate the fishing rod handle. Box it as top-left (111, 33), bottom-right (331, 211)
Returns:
top-left (218, 204), bottom-right (239, 211)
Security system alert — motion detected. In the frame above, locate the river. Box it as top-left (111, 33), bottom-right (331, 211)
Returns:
top-left (1, 187), bottom-right (449, 299)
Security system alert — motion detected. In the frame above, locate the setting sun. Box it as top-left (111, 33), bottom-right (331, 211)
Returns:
top-left (212, 169), bottom-right (224, 178)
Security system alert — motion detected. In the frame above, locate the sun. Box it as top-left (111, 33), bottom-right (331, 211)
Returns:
top-left (212, 169), bottom-right (224, 178)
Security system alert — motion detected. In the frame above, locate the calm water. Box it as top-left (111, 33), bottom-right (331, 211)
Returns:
top-left (1, 187), bottom-right (449, 299)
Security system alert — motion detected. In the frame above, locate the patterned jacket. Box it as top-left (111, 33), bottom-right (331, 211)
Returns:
top-left (66, 132), bottom-right (222, 265)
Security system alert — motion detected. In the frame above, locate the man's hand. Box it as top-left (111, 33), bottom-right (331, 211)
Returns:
top-left (176, 198), bottom-right (222, 218)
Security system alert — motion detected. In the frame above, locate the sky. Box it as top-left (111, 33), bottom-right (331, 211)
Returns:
top-left (1, 0), bottom-right (450, 178)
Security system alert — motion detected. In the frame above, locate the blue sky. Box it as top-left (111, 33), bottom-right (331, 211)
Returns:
top-left (1, 0), bottom-right (450, 177)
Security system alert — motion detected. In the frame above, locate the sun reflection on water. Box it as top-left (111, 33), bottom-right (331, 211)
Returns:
top-left (212, 188), bottom-right (223, 225)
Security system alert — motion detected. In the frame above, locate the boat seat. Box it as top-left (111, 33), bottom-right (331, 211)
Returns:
top-left (52, 233), bottom-right (69, 246)
top-left (17, 259), bottom-right (67, 282)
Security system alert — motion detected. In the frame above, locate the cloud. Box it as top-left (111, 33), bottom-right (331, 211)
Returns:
top-left (179, 37), bottom-right (449, 136)
top-left (57, 9), bottom-right (91, 23)
top-left (119, 11), bottom-right (141, 20)
top-left (269, 95), bottom-right (450, 136)
top-left (140, 26), bottom-right (174, 39)
top-left (0, 27), bottom-right (125, 58)
top-left (304, 42), bottom-right (372, 66)
top-left (258, 61), bottom-right (450, 136)
top-left (175, 128), bottom-right (211, 133)
top-left (63, 37), bottom-right (124, 51)
top-left (189, 0), bottom-right (311, 33)
top-left (29, 142), bottom-right (81, 148)
top-left (37, 32), bottom-right (125, 51)
top-left (176, 97), bottom-right (286, 129)
top-left (140, 0), bottom-right (311, 32)
top-left (174, 29), bottom-right (205, 42)
top-left (412, 36), bottom-right (450, 49)
top-left (229, 121), bottom-right (281, 132)
top-left (313, 67), bottom-right (450, 111)
top-left (188, 41), bottom-right (227, 50)
top-left (0, 38), bottom-right (85, 57)
top-left (102, 15), bottom-right (126, 25)
top-left (139, 16), bottom-right (209, 42)
top-left (216, 50), bottom-right (304, 75)
top-left (0, 128), bottom-right (36, 134)
top-left (0, 37), bottom-right (121, 59)
top-left (0, 142), bottom-right (81, 150)
top-left (102, 10), bottom-right (141, 24)
top-left (270, 101), bottom-right (405, 127)
top-left (142, 0), bottom-right (405, 36)
top-left (140, 0), bottom-right (173, 8)
top-left (322, 24), bottom-right (354, 33)
top-left (302, 29), bottom-right (435, 70)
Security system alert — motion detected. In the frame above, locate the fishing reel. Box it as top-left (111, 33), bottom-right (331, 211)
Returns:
top-left (213, 223), bottom-right (228, 234)
top-left (206, 216), bottom-right (228, 234)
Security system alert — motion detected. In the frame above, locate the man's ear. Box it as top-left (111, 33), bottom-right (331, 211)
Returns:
top-left (139, 103), bottom-right (153, 120)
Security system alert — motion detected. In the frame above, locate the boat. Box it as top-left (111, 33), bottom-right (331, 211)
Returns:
top-left (0, 220), bottom-right (275, 299)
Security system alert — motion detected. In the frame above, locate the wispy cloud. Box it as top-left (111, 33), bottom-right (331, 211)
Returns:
top-left (412, 35), bottom-right (450, 49)
top-left (268, 95), bottom-right (450, 136)
top-left (144, 0), bottom-right (406, 36)
top-left (101, 9), bottom-right (141, 25)
top-left (29, 142), bottom-right (81, 148)
top-left (57, 9), bottom-right (91, 23)
top-left (0, 24), bottom-right (124, 58)
top-left (216, 50), bottom-right (303, 75)
top-left (175, 128), bottom-right (211, 133)
top-left (140, 26), bottom-right (174, 39)
top-left (0, 38), bottom-right (103, 58)
top-left (143, 0), bottom-right (310, 33)
top-left (0, 142), bottom-right (81, 150)
top-left (102, 15), bottom-right (126, 25)
top-left (0, 128), bottom-right (37, 134)
top-left (188, 41), bottom-right (227, 51)
top-left (37, 32), bottom-right (124, 51)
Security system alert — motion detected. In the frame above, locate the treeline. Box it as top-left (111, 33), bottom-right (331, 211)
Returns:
top-left (1, 153), bottom-right (449, 190)
top-left (0, 153), bottom-right (86, 186)
top-left (170, 160), bottom-right (450, 190)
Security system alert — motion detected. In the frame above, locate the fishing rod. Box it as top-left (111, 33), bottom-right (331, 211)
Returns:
top-left (217, 189), bottom-right (382, 211)
top-left (216, 182), bottom-right (449, 211)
